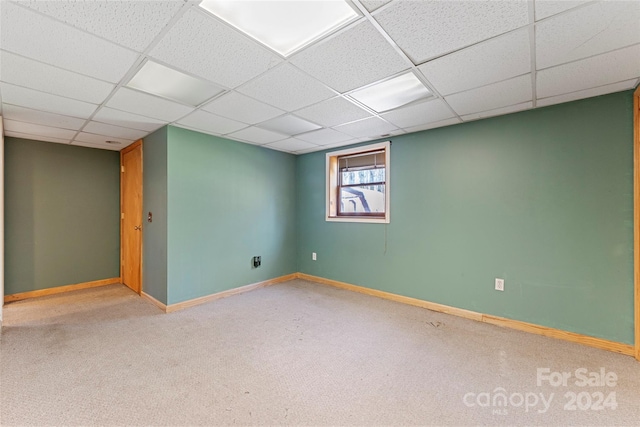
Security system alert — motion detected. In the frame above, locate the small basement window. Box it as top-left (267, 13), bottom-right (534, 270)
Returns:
top-left (326, 141), bottom-right (390, 223)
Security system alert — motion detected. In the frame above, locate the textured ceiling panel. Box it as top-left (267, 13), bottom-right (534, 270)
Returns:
top-left (227, 126), bottom-right (288, 145)
top-left (360, 0), bottom-right (392, 13)
top-left (74, 132), bottom-right (132, 146)
top-left (2, 104), bottom-right (86, 131)
top-left (4, 130), bottom-right (71, 145)
top-left (537, 45), bottom-right (640, 98)
top-left (1, 51), bottom-right (115, 104)
top-left (1, 2), bottom-right (139, 83)
top-left (296, 128), bottom-right (355, 145)
top-left (265, 138), bottom-right (318, 152)
top-left (238, 64), bottom-right (335, 111)
top-left (71, 140), bottom-right (122, 151)
top-left (381, 99), bottom-right (456, 129)
top-left (258, 115), bottom-right (321, 135)
top-left (461, 101), bottom-right (533, 121)
top-left (537, 1), bottom-right (640, 70)
top-left (537, 79), bottom-right (638, 108)
top-left (333, 117), bottom-right (398, 138)
top-left (176, 110), bottom-right (247, 135)
top-left (418, 29), bottom-right (531, 96)
top-left (534, 0), bottom-right (590, 21)
top-left (374, 0), bottom-right (529, 64)
top-left (1, 83), bottom-right (98, 119)
top-left (150, 9), bottom-right (282, 89)
top-left (445, 74), bottom-right (532, 116)
top-left (404, 117), bottom-right (462, 134)
top-left (294, 96), bottom-right (372, 128)
top-left (92, 107), bottom-right (166, 132)
top-left (106, 87), bottom-right (194, 122)
top-left (83, 121), bottom-right (148, 141)
top-left (202, 92), bottom-right (284, 125)
top-left (17, 0), bottom-right (185, 52)
top-left (290, 21), bottom-right (409, 93)
top-left (4, 119), bottom-right (77, 140)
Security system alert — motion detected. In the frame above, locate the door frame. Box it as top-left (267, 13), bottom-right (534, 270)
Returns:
top-left (634, 85), bottom-right (640, 361)
top-left (120, 139), bottom-right (143, 294)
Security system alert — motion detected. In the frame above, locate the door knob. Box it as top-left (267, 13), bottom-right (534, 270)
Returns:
top-left (134, 225), bottom-right (141, 230)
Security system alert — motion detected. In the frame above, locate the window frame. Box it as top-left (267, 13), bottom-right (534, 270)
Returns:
top-left (326, 141), bottom-right (390, 224)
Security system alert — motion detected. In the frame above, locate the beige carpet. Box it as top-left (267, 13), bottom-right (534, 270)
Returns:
top-left (1, 279), bottom-right (639, 426)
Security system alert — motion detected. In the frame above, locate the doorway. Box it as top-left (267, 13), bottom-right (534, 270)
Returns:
top-left (634, 85), bottom-right (640, 361)
top-left (121, 140), bottom-right (143, 294)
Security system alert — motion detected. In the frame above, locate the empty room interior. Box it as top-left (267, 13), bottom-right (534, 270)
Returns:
top-left (1, 0), bottom-right (640, 425)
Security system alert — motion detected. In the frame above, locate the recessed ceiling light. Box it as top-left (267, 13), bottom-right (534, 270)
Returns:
top-left (348, 72), bottom-right (432, 113)
top-left (199, 0), bottom-right (360, 57)
top-left (127, 60), bottom-right (224, 107)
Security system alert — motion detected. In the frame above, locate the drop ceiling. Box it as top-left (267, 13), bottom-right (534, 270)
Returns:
top-left (0, 0), bottom-right (638, 154)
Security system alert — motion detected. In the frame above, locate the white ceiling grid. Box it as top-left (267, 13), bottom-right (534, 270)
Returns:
top-left (0, 0), bottom-right (638, 154)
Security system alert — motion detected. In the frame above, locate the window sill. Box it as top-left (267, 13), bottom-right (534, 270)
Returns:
top-left (326, 216), bottom-right (390, 224)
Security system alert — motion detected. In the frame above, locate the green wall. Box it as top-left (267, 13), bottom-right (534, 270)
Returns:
top-left (143, 126), bottom-right (298, 305)
top-left (4, 137), bottom-right (120, 294)
top-left (142, 127), bottom-right (168, 303)
top-left (296, 91), bottom-right (635, 344)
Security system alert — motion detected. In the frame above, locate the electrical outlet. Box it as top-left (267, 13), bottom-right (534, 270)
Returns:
top-left (312, 252), bottom-right (317, 261)
top-left (495, 278), bottom-right (504, 291)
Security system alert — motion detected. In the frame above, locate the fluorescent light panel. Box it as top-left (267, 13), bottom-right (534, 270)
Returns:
top-left (199, 0), bottom-right (360, 57)
top-left (127, 61), bottom-right (224, 106)
top-left (349, 72), bottom-right (432, 113)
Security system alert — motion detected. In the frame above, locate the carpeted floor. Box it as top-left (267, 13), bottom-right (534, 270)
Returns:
top-left (1, 279), bottom-right (639, 426)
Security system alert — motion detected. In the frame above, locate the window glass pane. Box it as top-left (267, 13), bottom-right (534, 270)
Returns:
top-left (339, 184), bottom-right (385, 214)
top-left (341, 168), bottom-right (385, 185)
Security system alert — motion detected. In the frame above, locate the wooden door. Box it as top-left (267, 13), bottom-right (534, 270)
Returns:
top-left (121, 140), bottom-right (142, 294)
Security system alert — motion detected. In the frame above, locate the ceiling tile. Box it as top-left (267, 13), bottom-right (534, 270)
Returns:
top-left (374, 0), bottom-right (529, 64)
top-left (3, 119), bottom-right (77, 140)
top-left (445, 74), bottom-right (532, 116)
top-left (258, 115), bottom-right (321, 135)
top-left (537, 45), bottom-right (640, 98)
top-left (4, 130), bottom-right (71, 145)
top-left (360, 0), bottom-right (392, 12)
top-left (106, 87), bottom-right (194, 122)
top-left (537, 79), bottom-right (638, 108)
top-left (92, 107), bottom-right (166, 132)
top-left (461, 101), bottom-right (533, 121)
top-left (294, 96), bottom-right (372, 128)
top-left (534, 0), bottom-right (590, 21)
top-left (201, 92), bottom-right (284, 124)
top-left (18, 0), bottom-right (185, 52)
top-left (238, 64), bottom-right (335, 111)
top-left (333, 117), bottom-right (398, 139)
top-left (265, 138), bottom-right (318, 153)
top-left (71, 140), bottom-right (122, 151)
top-left (536, 1), bottom-right (640, 69)
top-left (290, 21), bottom-right (409, 93)
top-left (1, 2), bottom-right (139, 83)
top-left (1, 51), bottom-right (115, 104)
top-left (296, 128), bottom-right (355, 145)
top-left (150, 9), bottom-right (282, 89)
top-left (83, 121), bottom-right (147, 140)
top-left (418, 29), bottom-right (530, 96)
top-left (404, 117), bottom-right (462, 134)
top-left (175, 110), bottom-right (247, 135)
top-left (1, 83), bottom-right (98, 119)
top-left (75, 132), bottom-right (132, 146)
top-left (2, 104), bottom-right (86, 130)
top-left (381, 99), bottom-right (456, 129)
top-left (226, 126), bottom-right (288, 145)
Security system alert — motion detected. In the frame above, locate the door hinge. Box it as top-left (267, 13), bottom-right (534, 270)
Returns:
top-left (121, 165), bottom-right (125, 173)
top-left (121, 212), bottom-right (125, 220)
